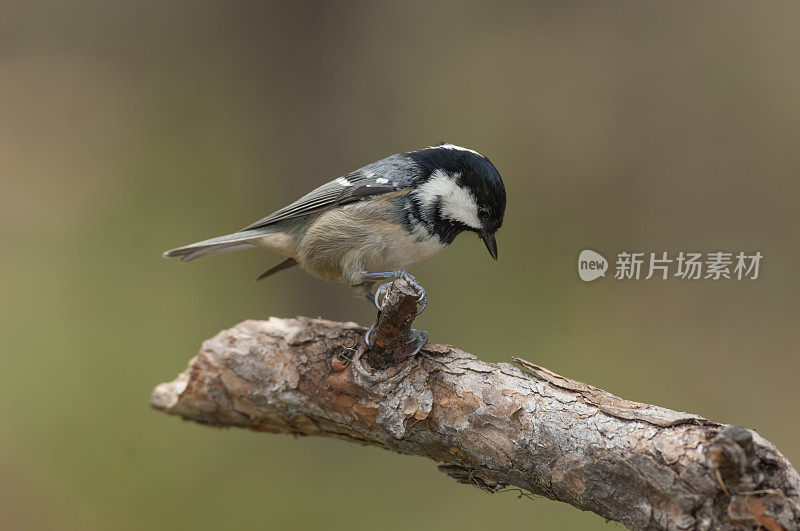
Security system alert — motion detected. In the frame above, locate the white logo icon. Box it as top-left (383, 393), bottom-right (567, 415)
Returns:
top-left (578, 250), bottom-right (608, 282)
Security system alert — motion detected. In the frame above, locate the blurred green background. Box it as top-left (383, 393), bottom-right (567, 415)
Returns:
top-left (2, 1), bottom-right (799, 529)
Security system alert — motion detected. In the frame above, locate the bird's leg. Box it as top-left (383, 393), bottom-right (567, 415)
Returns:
top-left (359, 271), bottom-right (428, 355)
top-left (353, 282), bottom-right (378, 304)
top-left (361, 270), bottom-right (427, 315)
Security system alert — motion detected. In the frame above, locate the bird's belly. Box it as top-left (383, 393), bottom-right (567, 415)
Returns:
top-left (296, 206), bottom-right (446, 284)
top-left (366, 229), bottom-right (446, 272)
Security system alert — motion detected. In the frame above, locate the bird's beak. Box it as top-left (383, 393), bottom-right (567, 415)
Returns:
top-left (480, 231), bottom-right (498, 260)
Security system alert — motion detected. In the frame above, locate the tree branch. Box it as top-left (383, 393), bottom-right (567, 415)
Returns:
top-left (151, 279), bottom-right (800, 530)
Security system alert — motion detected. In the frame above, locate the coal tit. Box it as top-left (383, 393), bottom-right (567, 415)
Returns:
top-left (164, 143), bottom-right (506, 347)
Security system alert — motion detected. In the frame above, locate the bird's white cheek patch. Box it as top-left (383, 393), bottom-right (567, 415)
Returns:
top-left (441, 190), bottom-right (481, 229)
top-left (415, 170), bottom-right (481, 229)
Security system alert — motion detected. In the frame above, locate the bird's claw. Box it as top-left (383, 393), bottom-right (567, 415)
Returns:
top-left (415, 291), bottom-right (427, 316)
top-left (397, 271), bottom-right (427, 314)
top-left (364, 324), bottom-right (428, 356)
top-left (373, 282), bottom-right (392, 310)
top-left (372, 273), bottom-right (428, 316)
top-left (406, 328), bottom-right (428, 355)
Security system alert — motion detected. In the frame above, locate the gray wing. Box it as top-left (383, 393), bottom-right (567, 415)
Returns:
top-left (240, 153), bottom-right (421, 231)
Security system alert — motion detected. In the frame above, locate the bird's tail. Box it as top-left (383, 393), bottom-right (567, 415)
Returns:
top-left (162, 229), bottom-right (269, 263)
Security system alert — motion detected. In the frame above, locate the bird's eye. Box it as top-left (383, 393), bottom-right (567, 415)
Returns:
top-left (478, 207), bottom-right (490, 218)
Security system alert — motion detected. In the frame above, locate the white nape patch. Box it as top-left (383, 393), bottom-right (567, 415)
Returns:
top-left (430, 143), bottom-right (482, 156)
top-left (335, 177), bottom-right (353, 186)
top-left (375, 177), bottom-right (389, 184)
top-left (413, 169), bottom-right (481, 229)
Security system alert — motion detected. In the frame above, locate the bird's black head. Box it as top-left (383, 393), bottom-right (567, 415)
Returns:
top-left (407, 144), bottom-right (506, 259)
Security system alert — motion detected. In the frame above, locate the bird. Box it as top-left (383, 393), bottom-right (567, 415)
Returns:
top-left (163, 143), bottom-right (506, 352)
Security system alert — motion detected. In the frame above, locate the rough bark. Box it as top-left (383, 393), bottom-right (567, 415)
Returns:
top-left (151, 278), bottom-right (800, 530)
